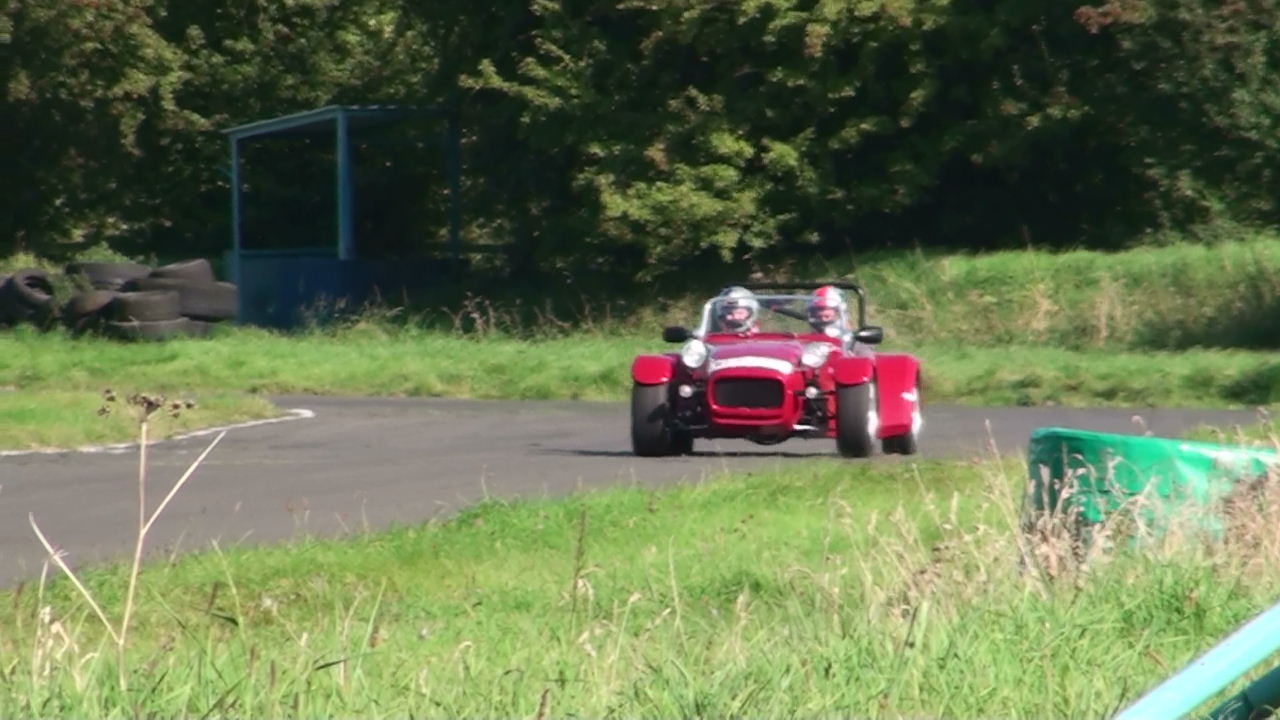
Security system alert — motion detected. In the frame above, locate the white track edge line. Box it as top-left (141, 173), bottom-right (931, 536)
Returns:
top-left (0, 408), bottom-right (316, 458)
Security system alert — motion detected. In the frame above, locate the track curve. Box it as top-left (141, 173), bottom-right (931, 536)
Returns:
top-left (0, 396), bottom-right (1260, 587)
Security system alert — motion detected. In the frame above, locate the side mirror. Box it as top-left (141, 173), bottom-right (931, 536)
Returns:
top-left (663, 326), bottom-right (691, 343)
top-left (853, 326), bottom-right (884, 345)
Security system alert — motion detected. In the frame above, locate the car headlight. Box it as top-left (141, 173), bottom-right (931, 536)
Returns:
top-left (801, 342), bottom-right (833, 369)
top-left (680, 339), bottom-right (708, 369)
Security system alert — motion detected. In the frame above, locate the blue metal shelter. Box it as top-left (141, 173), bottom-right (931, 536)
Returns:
top-left (223, 104), bottom-right (460, 327)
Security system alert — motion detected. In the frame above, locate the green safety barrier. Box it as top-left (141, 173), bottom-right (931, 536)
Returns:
top-left (1027, 427), bottom-right (1280, 718)
top-left (1027, 427), bottom-right (1278, 542)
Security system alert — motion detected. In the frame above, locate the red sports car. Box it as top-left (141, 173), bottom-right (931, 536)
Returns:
top-left (629, 282), bottom-right (922, 457)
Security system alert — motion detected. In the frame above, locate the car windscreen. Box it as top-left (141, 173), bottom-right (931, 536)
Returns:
top-left (704, 294), bottom-right (846, 335)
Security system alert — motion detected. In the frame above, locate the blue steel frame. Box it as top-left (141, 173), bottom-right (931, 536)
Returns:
top-left (222, 104), bottom-right (461, 285)
top-left (1115, 595), bottom-right (1280, 719)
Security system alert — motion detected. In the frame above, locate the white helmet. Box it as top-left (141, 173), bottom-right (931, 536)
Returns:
top-left (718, 286), bottom-right (759, 333)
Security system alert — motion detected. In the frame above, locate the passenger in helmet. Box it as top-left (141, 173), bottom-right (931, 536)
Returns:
top-left (807, 285), bottom-right (846, 337)
top-left (717, 286), bottom-right (760, 334)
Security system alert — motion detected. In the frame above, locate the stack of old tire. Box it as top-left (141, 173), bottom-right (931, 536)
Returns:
top-left (62, 258), bottom-right (238, 340)
top-left (61, 261), bottom-right (151, 335)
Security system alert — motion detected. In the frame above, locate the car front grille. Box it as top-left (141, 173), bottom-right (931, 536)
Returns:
top-left (712, 378), bottom-right (784, 409)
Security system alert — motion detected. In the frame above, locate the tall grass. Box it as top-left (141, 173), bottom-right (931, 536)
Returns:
top-left (4, 442), bottom-right (1279, 716)
top-left (798, 232), bottom-right (1280, 351)
top-left (344, 232), bottom-right (1280, 352)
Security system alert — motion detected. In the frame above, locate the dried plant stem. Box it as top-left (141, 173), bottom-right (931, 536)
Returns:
top-left (119, 428), bottom-right (227, 689)
top-left (28, 421), bottom-right (227, 694)
top-left (118, 419), bottom-right (149, 690)
top-left (569, 509), bottom-right (588, 625)
top-left (143, 431), bottom-right (226, 536)
top-left (27, 516), bottom-right (122, 646)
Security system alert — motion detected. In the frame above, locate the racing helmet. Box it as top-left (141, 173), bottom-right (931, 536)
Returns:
top-left (718, 286), bottom-right (760, 333)
top-left (808, 285), bottom-right (845, 335)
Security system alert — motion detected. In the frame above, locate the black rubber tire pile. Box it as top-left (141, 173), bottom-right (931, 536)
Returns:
top-left (0, 258), bottom-right (238, 341)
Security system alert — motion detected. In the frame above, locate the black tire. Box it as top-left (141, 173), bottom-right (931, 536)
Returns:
top-left (882, 432), bottom-right (917, 455)
top-left (62, 290), bottom-right (119, 334)
top-left (0, 276), bottom-right (12, 325)
top-left (65, 261), bottom-right (152, 291)
top-left (105, 318), bottom-right (192, 341)
top-left (5, 268), bottom-right (55, 308)
top-left (836, 382), bottom-right (876, 458)
top-left (109, 290), bottom-right (182, 322)
top-left (182, 281), bottom-right (236, 320)
top-left (68, 314), bottom-right (105, 336)
top-left (64, 289), bottom-right (119, 319)
top-left (631, 383), bottom-right (674, 457)
top-left (124, 277), bottom-right (237, 320)
top-left (150, 258), bottom-right (215, 283)
top-left (0, 269), bottom-right (56, 324)
top-left (183, 319), bottom-right (214, 338)
top-left (671, 430), bottom-right (694, 455)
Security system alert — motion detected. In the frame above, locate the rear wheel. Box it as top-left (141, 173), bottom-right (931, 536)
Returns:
top-left (631, 383), bottom-right (674, 457)
top-left (836, 382), bottom-right (877, 458)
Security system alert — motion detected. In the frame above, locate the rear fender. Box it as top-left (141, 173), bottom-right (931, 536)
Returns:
top-left (632, 354), bottom-right (677, 385)
top-left (874, 354), bottom-right (921, 437)
top-left (831, 355), bottom-right (874, 387)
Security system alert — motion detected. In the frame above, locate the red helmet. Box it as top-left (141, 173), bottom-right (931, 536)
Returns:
top-left (808, 285), bottom-right (845, 333)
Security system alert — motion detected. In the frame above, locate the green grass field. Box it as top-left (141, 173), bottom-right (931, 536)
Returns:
top-left (4, 455), bottom-right (1278, 717)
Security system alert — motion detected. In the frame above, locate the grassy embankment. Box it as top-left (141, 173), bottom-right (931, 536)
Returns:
top-left (6, 235), bottom-right (1280, 449)
top-left (3, 448), bottom-right (1279, 716)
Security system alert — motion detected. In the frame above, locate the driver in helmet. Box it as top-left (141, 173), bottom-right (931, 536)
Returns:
top-left (808, 285), bottom-right (846, 337)
top-left (717, 286), bottom-right (760, 335)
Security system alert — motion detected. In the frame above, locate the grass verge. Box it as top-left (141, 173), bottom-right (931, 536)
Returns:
top-left (4, 324), bottom-right (1280, 449)
top-left (5, 448), bottom-right (1279, 716)
top-left (0, 390), bottom-right (276, 452)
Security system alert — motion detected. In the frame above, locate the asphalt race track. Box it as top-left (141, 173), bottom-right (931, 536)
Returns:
top-left (0, 395), bottom-right (1261, 587)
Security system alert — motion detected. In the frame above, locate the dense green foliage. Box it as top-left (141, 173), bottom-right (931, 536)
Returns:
top-left (5, 1), bottom-right (1280, 280)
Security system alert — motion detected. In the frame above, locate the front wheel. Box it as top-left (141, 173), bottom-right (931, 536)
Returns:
top-left (631, 383), bottom-right (674, 456)
top-left (882, 431), bottom-right (917, 455)
top-left (836, 382), bottom-right (877, 458)
top-left (671, 430), bottom-right (694, 455)
top-left (882, 377), bottom-right (922, 455)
